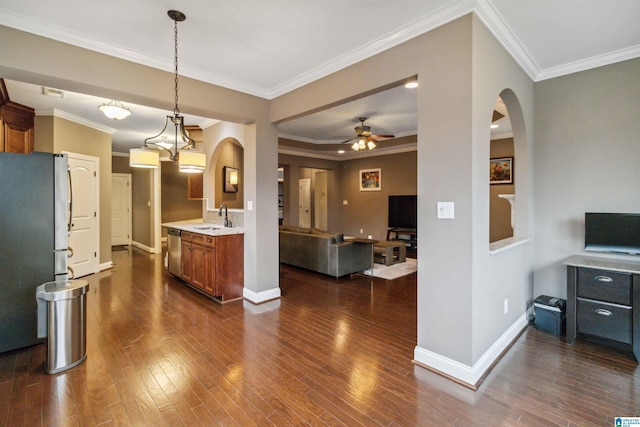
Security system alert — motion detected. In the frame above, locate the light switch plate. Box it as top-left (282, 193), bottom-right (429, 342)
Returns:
top-left (437, 202), bottom-right (455, 219)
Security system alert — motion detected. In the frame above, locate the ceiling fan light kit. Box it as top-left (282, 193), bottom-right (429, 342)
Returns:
top-left (345, 117), bottom-right (393, 151)
top-left (129, 10), bottom-right (206, 173)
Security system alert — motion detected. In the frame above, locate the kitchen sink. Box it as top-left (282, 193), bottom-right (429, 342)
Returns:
top-left (193, 225), bottom-right (224, 230)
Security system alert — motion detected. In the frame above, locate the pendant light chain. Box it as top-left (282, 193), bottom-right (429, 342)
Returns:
top-left (173, 17), bottom-right (180, 117)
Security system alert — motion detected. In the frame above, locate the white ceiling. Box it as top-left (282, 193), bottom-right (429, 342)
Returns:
top-left (1, 0), bottom-right (638, 152)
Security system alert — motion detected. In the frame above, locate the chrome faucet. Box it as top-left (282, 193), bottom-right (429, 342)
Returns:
top-left (219, 203), bottom-right (232, 227)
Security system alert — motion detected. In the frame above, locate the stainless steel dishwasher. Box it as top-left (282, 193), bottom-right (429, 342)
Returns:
top-left (167, 228), bottom-right (182, 277)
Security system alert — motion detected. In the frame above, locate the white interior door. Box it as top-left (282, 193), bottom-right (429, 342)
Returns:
top-left (298, 178), bottom-right (311, 228)
top-left (314, 171), bottom-right (327, 230)
top-left (111, 173), bottom-right (131, 246)
top-left (66, 152), bottom-right (99, 278)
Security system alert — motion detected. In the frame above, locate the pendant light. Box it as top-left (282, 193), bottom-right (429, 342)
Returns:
top-left (129, 10), bottom-right (206, 173)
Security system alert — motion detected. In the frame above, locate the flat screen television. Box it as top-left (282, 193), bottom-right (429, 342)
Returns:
top-left (388, 195), bottom-right (417, 229)
top-left (585, 212), bottom-right (640, 255)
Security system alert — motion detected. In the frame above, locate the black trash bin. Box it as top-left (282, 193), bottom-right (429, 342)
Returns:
top-left (534, 295), bottom-right (566, 336)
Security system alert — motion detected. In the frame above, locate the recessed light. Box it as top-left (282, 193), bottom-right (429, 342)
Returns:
top-left (490, 124), bottom-right (499, 129)
top-left (404, 81), bottom-right (419, 89)
top-left (338, 150), bottom-right (345, 154)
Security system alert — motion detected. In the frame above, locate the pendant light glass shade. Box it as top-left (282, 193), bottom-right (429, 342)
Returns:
top-left (129, 148), bottom-right (159, 168)
top-left (178, 150), bottom-right (206, 173)
top-left (99, 100), bottom-right (131, 120)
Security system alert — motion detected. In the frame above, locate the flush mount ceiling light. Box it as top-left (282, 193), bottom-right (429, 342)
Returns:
top-left (99, 100), bottom-right (131, 120)
top-left (129, 10), bottom-right (206, 173)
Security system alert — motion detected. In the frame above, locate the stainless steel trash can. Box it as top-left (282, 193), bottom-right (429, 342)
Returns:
top-left (36, 280), bottom-right (89, 374)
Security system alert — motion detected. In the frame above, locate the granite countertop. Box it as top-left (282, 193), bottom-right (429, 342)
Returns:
top-left (564, 254), bottom-right (640, 274)
top-left (162, 220), bottom-right (244, 236)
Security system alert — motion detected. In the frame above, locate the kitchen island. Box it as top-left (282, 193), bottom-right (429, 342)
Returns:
top-left (163, 221), bottom-right (244, 303)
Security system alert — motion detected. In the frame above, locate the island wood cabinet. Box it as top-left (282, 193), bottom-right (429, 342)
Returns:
top-left (181, 231), bottom-right (243, 302)
top-left (565, 255), bottom-right (640, 361)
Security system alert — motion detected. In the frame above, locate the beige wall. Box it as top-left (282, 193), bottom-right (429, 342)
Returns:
top-left (214, 139), bottom-right (244, 209)
top-left (336, 151), bottom-right (417, 240)
top-left (490, 138), bottom-right (515, 242)
top-left (278, 154), bottom-right (340, 230)
top-left (34, 115), bottom-right (113, 267)
top-left (2, 24), bottom-right (279, 299)
top-left (278, 149), bottom-right (417, 240)
top-left (272, 14), bottom-right (536, 376)
top-left (112, 155), bottom-right (130, 174)
top-left (161, 161), bottom-right (203, 234)
top-left (131, 168), bottom-right (152, 247)
top-left (533, 58), bottom-right (640, 299)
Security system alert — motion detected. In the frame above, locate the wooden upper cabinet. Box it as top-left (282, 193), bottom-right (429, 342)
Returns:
top-left (188, 174), bottom-right (203, 199)
top-left (0, 79), bottom-right (35, 154)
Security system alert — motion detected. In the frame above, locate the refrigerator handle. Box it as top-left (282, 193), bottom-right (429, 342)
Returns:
top-left (67, 168), bottom-right (73, 233)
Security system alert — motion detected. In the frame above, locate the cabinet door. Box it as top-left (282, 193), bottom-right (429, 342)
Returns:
top-left (1, 103), bottom-right (35, 154)
top-left (3, 126), bottom-right (33, 154)
top-left (191, 244), bottom-right (207, 290)
top-left (203, 248), bottom-right (217, 296)
top-left (181, 241), bottom-right (193, 283)
top-left (187, 174), bottom-right (203, 199)
top-left (216, 234), bottom-right (244, 301)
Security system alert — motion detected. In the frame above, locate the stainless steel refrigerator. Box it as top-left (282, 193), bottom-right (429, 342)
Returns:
top-left (0, 152), bottom-right (70, 353)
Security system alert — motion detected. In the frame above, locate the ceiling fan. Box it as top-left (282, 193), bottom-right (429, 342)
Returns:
top-left (341, 117), bottom-right (395, 151)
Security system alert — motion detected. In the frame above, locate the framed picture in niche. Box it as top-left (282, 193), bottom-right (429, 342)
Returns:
top-left (223, 166), bottom-right (239, 193)
top-left (359, 168), bottom-right (381, 192)
top-left (489, 157), bottom-right (513, 184)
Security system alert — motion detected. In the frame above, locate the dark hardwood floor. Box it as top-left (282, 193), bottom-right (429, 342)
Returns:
top-left (1, 247), bottom-right (639, 426)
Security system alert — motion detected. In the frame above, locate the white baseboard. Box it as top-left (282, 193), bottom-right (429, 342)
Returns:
top-left (243, 287), bottom-right (281, 304)
top-left (99, 261), bottom-right (113, 271)
top-left (413, 312), bottom-right (528, 388)
top-left (131, 241), bottom-right (158, 254)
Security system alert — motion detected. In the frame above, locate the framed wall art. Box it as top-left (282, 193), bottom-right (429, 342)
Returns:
top-left (223, 166), bottom-right (239, 193)
top-left (489, 157), bottom-right (513, 185)
top-left (359, 168), bottom-right (381, 192)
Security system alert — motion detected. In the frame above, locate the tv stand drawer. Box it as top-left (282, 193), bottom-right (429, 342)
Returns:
top-left (577, 268), bottom-right (631, 305)
top-left (577, 298), bottom-right (631, 344)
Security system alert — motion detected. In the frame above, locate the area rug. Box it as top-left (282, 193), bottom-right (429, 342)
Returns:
top-left (363, 258), bottom-right (417, 280)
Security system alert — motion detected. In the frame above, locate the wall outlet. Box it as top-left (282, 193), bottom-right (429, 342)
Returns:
top-left (504, 298), bottom-right (509, 314)
top-left (360, 229), bottom-right (364, 234)
top-left (367, 235), bottom-right (373, 239)
top-left (343, 200), bottom-right (348, 205)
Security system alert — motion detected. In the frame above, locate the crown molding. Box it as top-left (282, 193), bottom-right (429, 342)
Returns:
top-left (474, 0), bottom-right (539, 80)
top-left (268, 0), bottom-right (476, 98)
top-left (3, 1), bottom-right (636, 100)
top-left (534, 44), bottom-right (640, 82)
top-left (279, 142), bottom-right (417, 162)
top-left (37, 108), bottom-right (117, 134)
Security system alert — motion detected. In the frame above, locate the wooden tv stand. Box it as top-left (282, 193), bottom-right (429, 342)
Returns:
top-left (386, 228), bottom-right (417, 257)
top-left (564, 255), bottom-right (640, 361)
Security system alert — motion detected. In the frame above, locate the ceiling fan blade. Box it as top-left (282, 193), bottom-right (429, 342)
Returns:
top-left (371, 134), bottom-right (395, 139)
top-left (340, 137), bottom-right (356, 144)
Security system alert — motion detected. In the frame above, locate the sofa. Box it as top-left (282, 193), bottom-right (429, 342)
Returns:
top-left (279, 226), bottom-right (372, 278)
